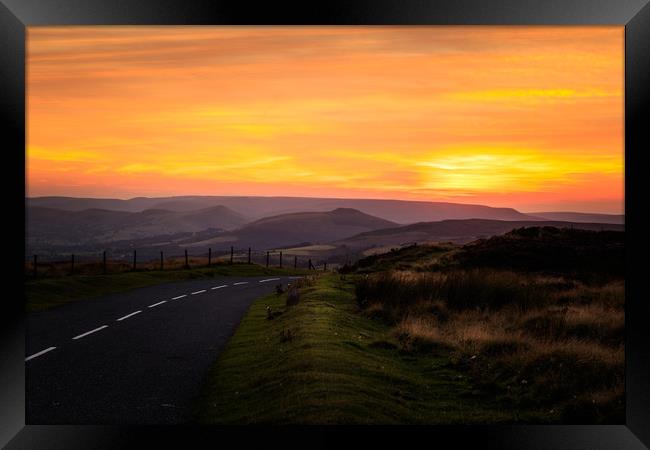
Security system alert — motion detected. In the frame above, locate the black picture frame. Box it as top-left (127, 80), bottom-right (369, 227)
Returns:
top-left (2, 1), bottom-right (649, 448)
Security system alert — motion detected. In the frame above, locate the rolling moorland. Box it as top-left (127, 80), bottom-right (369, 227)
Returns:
top-left (27, 195), bottom-right (625, 224)
top-left (24, 195), bottom-right (625, 424)
top-left (26, 196), bottom-right (623, 265)
top-left (195, 227), bottom-right (625, 424)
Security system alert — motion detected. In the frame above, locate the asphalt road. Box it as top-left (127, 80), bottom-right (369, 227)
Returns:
top-left (26, 276), bottom-right (298, 424)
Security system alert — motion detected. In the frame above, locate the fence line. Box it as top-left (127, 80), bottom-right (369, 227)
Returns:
top-left (25, 245), bottom-right (341, 279)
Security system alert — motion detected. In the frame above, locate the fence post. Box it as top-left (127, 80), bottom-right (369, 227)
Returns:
top-left (160, 251), bottom-right (164, 271)
top-left (208, 248), bottom-right (212, 266)
top-left (324, 262), bottom-right (327, 272)
top-left (33, 255), bottom-right (37, 278)
top-left (308, 258), bottom-right (313, 270)
top-left (294, 255), bottom-right (297, 269)
top-left (230, 246), bottom-right (234, 264)
top-left (185, 249), bottom-right (189, 269)
top-left (279, 251), bottom-right (283, 268)
top-left (248, 247), bottom-right (251, 264)
top-left (102, 250), bottom-right (107, 274)
top-left (266, 251), bottom-right (269, 268)
top-left (133, 250), bottom-right (137, 271)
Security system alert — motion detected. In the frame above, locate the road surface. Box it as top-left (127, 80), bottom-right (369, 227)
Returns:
top-left (26, 276), bottom-right (298, 424)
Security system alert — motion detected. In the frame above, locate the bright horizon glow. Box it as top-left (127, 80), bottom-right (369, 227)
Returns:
top-left (27, 26), bottom-right (624, 214)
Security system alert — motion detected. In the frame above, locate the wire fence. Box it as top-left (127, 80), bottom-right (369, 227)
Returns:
top-left (24, 246), bottom-right (344, 279)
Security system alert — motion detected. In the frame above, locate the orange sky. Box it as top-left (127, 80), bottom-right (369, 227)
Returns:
top-left (26, 26), bottom-right (624, 213)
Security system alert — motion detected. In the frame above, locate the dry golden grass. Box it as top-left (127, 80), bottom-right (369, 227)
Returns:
top-left (358, 269), bottom-right (624, 422)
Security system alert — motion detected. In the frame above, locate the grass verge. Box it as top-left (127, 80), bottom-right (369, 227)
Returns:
top-left (26, 263), bottom-right (309, 312)
top-left (193, 274), bottom-right (527, 424)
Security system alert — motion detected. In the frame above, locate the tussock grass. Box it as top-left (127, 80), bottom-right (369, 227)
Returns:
top-left (356, 269), bottom-right (624, 423)
top-left (356, 270), bottom-right (568, 317)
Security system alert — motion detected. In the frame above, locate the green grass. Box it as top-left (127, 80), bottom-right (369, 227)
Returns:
top-left (193, 274), bottom-right (527, 424)
top-left (26, 263), bottom-right (310, 312)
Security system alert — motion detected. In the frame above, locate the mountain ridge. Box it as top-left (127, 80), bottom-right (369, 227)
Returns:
top-left (185, 208), bottom-right (398, 250)
top-left (26, 195), bottom-right (616, 224)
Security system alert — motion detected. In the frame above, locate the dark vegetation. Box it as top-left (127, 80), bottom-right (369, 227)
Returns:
top-left (351, 227), bottom-right (625, 423)
top-left (445, 226), bottom-right (624, 280)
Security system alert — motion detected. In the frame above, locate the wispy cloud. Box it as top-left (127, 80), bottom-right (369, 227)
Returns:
top-left (27, 26), bottom-right (624, 213)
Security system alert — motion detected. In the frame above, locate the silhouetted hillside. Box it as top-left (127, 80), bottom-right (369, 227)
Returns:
top-left (447, 227), bottom-right (624, 278)
top-left (529, 212), bottom-right (624, 224)
top-left (336, 219), bottom-right (624, 250)
top-left (188, 208), bottom-right (398, 250)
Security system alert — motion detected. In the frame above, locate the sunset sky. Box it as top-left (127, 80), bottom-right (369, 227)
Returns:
top-left (27, 26), bottom-right (624, 213)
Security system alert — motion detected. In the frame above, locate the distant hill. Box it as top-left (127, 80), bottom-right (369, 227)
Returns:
top-left (26, 205), bottom-right (247, 246)
top-left (335, 219), bottom-right (624, 250)
top-left (528, 212), bottom-right (624, 224)
top-left (26, 196), bottom-right (158, 212)
top-left (27, 195), bottom-right (541, 224)
top-left (185, 208), bottom-right (398, 250)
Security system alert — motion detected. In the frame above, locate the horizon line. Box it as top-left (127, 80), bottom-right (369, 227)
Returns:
top-left (25, 193), bottom-right (624, 216)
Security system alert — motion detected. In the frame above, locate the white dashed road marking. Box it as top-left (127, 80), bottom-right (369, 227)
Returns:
top-left (117, 310), bottom-right (142, 321)
top-left (28, 278), bottom-right (266, 363)
top-left (25, 346), bottom-right (56, 362)
top-left (148, 300), bottom-right (167, 308)
top-left (72, 325), bottom-right (108, 340)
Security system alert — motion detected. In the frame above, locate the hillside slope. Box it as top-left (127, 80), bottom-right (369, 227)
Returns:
top-left (529, 212), bottom-right (624, 224)
top-left (446, 226), bottom-right (625, 277)
top-left (335, 218), bottom-right (624, 250)
top-left (188, 208), bottom-right (398, 250)
top-left (27, 205), bottom-right (247, 245)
